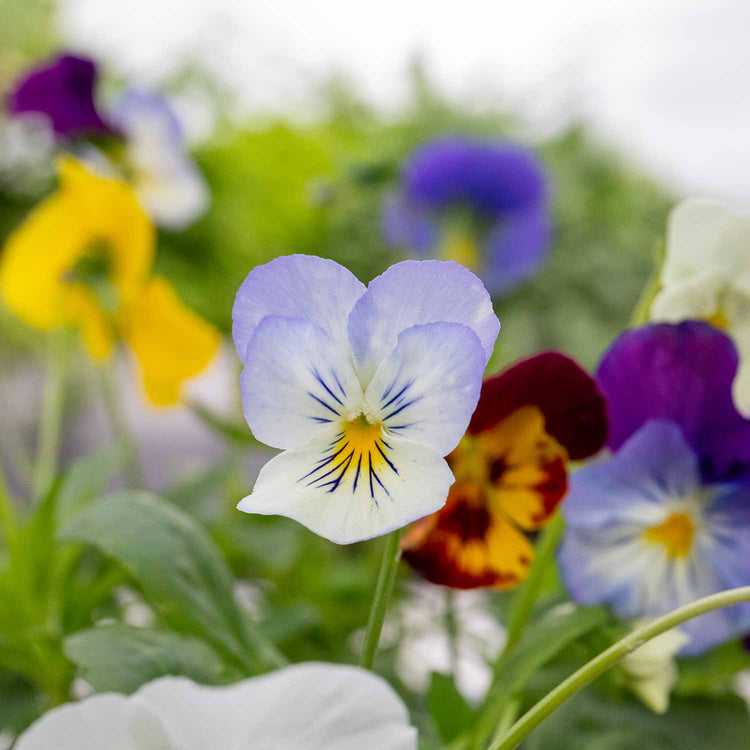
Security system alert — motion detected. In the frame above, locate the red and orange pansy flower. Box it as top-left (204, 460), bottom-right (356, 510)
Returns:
top-left (401, 351), bottom-right (607, 589)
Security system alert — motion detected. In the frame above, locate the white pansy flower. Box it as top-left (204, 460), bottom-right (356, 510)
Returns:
top-left (15, 663), bottom-right (416, 750)
top-left (650, 198), bottom-right (750, 415)
top-left (621, 627), bottom-right (690, 714)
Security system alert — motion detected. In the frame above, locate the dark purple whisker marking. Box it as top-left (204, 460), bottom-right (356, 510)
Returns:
top-left (307, 391), bottom-right (341, 416)
top-left (311, 368), bottom-right (345, 407)
top-left (383, 397), bottom-right (422, 422)
top-left (381, 380), bottom-right (413, 410)
top-left (375, 440), bottom-right (399, 474)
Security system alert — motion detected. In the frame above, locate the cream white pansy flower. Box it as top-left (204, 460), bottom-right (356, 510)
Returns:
top-left (15, 663), bottom-right (417, 750)
top-left (650, 198), bottom-right (750, 415)
top-left (621, 627), bottom-right (690, 714)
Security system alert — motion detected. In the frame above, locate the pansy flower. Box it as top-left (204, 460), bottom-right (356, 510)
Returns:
top-left (383, 137), bottom-right (551, 295)
top-left (15, 664), bottom-right (417, 749)
top-left (559, 322), bottom-right (750, 654)
top-left (7, 54), bottom-right (112, 137)
top-left (0, 156), bottom-right (219, 406)
top-left (232, 255), bottom-right (500, 544)
top-left (401, 352), bottom-right (607, 588)
top-left (650, 198), bottom-right (750, 415)
top-left (110, 89), bottom-right (210, 230)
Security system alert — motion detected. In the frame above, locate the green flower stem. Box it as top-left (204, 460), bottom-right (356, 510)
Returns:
top-left (629, 241), bottom-right (665, 327)
top-left (360, 529), bottom-right (402, 670)
top-left (0, 461), bottom-right (19, 545)
top-left (33, 333), bottom-right (70, 499)
top-left (504, 511), bottom-right (565, 653)
top-left (97, 362), bottom-right (145, 488)
top-left (445, 588), bottom-right (460, 680)
top-left (489, 586), bottom-right (750, 750)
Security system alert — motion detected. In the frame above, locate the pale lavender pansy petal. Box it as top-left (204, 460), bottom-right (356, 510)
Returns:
top-left (365, 322), bottom-right (485, 456)
top-left (240, 316), bottom-right (362, 450)
top-left (232, 255), bottom-right (366, 364)
top-left (347, 260), bottom-right (499, 383)
top-left (137, 665), bottom-right (416, 750)
top-left (15, 694), bottom-right (170, 750)
top-left (597, 321), bottom-right (750, 481)
top-left (238, 425), bottom-right (453, 544)
top-left (563, 421), bottom-right (700, 530)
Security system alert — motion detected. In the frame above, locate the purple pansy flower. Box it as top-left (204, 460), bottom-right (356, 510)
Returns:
top-left (232, 255), bottom-right (499, 544)
top-left (560, 322), bottom-right (750, 654)
top-left (383, 137), bottom-right (551, 295)
top-left (7, 54), bottom-right (112, 137)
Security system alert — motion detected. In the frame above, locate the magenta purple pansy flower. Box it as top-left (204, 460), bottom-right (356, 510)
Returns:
top-left (232, 255), bottom-right (500, 544)
top-left (7, 54), bottom-right (112, 137)
top-left (559, 321), bottom-right (750, 654)
top-left (383, 137), bottom-right (551, 295)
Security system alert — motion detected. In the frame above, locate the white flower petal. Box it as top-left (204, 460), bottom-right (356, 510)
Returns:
top-left (650, 272), bottom-right (724, 322)
top-left (135, 163), bottom-right (210, 231)
top-left (136, 665), bottom-right (416, 750)
top-left (240, 316), bottom-right (362, 449)
top-left (15, 695), bottom-right (170, 750)
top-left (347, 259), bottom-right (499, 383)
top-left (365, 322), bottom-right (485, 455)
top-left (238, 426), bottom-right (453, 544)
top-left (664, 198), bottom-right (750, 287)
top-left (233, 255), bottom-right (366, 364)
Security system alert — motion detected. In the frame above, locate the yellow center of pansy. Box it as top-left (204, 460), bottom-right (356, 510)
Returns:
top-left (439, 231), bottom-right (480, 271)
top-left (643, 512), bottom-right (695, 558)
top-left (705, 309), bottom-right (729, 330)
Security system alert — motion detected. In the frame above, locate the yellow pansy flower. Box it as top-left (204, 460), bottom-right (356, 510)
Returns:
top-left (0, 156), bottom-right (220, 406)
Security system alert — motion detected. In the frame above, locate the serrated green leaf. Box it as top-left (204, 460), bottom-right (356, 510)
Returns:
top-left (60, 491), bottom-right (284, 672)
top-left (64, 624), bottom-right (230, 693)
top-left (427, 672), bottom-right (476, 743)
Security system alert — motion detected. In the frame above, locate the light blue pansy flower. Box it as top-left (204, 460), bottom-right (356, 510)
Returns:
top-left (232, 255), bottom-right (500, 544)
top-left (111, 89), bottom-right (209, 230)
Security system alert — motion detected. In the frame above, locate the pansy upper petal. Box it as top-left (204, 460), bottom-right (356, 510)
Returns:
top-left (597, 321), bottom-right (750, 480)
top-left (664, 198), bottom-right (750, 288)
top-left (469, 351), bottom-right (607, 460)
top-left (238, 426), bottom-right (453, 544)
top-left (232, 255), bottom-right (366, 364)
top-left (239, 315), bottom-right (362, 450)
top-left (137, 665), bottom-right (416, 750)
top-left (365, 322), bottom-right (485, 456)
top-left (347, 259), bottom-right (499, 382)
top-left (15, 694), bottom-right (170, 750)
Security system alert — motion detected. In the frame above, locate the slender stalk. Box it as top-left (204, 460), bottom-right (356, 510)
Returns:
top-left (504, 511), bottom-right (564, 653)
top-left (33, 334), bottom-right (69, 499)
top-left (489, 586), bottom-right (750, 750)
top-left (0, 460), bottom-right (19, 545)
top-left (97, 361), bottom-right (145, 488)
top-left (360, 529), bottom-right (401, 669)
top-left (445, 588), bottom-right (460, 681)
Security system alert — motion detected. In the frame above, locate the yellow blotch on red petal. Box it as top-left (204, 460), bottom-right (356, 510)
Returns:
top-left (123, 276), bottom-right (220, 407)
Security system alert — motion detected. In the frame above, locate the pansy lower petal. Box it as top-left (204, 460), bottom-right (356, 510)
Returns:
top-left (240, 315), bottom-right (362, 449)
top-left (124, 276), bottom-right (220, 407)
top-left (347, 259), bottom-right (499, 382)
top-left (238, 427), bottom-right (453, 544)
top-left (15, 694), bottom-right (169, 750)
top-left (137, 665), bottom-right (416, 750)
top-left (664, 199), bottom-right (750, 286)
top-left (563, 421), bottom-right (701, 530)
top-left (365, 322), bottom-right (486, 455)
top-left (402, 482), bottom-right (533, 589)
top-left (724, 286), bottom-right (750, 416)
top-left (232, 255), bottom-right (366, 363)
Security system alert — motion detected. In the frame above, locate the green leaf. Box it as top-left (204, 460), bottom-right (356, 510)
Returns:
top-left (676, 640), bottom-right (750, 696)
top-left (60, 491), bottom-right (284, 672)
top-left (64, 624), bottom-right (230, 694)
top-left (524, 690), bottom-right (750, 750)
top-left (427, 672), bottom-right (476, 743)
top-left (0, 671), bottom-right (38, 733)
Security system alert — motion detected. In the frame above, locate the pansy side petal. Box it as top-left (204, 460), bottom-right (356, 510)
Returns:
top-left (402, 481), bottom-right (533, 589)
top-left (240, 315), bottom-right (362, 449)
top-left (469, 351), bottom-right (607, 460)
top-left (365, 322), bottom-right (486, 456)
top-left (347, 259), bottom-right (499, 382)
top-left (382, 192), bottom-right (440, 253)
top-left (650, 272), bottom-right (724, 323)
top-left (136, 665), bottom-right (416, 750)
top-left (238, 426), bottom-right (453, 544)
top-left (124, 276), bottom-right (220, 407)
top-left (597, 321), bottom-right (750, 480)
top-left (663, 199), bottom-right (750, 287)
top-left (15, 694), bottom-right (170, 750)
top-left (232, 255), bottom-right (366, 363)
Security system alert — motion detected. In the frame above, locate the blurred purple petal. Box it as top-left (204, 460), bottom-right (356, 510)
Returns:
top-left (381, 192), bottom-right (439, 253)
top-left (8, 54), bottom-right (112, 137)
top-left (597, 321), bottom-right (750, 481)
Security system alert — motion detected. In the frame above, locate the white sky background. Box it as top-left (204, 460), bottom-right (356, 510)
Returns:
top-left (58, 0), bottom-right (750, 203)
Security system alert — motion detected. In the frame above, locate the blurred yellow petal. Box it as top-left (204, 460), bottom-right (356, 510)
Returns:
top-left (62, 285), bottom-right (115, 360)
top-left (124, 276), bottom-right (220, 406)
